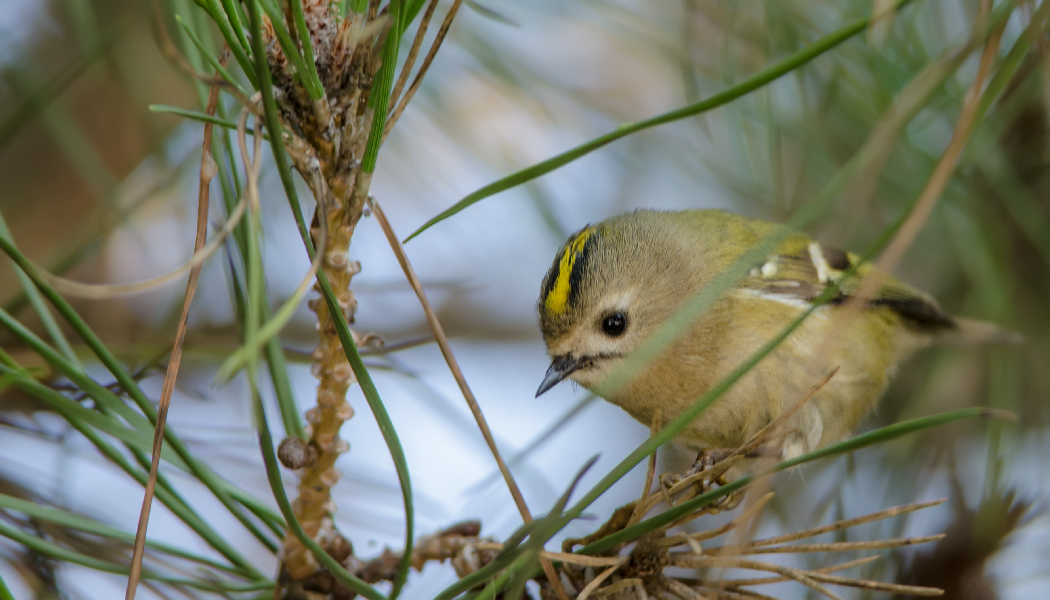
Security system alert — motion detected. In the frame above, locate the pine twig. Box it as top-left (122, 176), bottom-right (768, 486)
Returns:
top-left (125, 52), bottom-right (228, 600)
top-left (368, 198), bottom-right (570, 600)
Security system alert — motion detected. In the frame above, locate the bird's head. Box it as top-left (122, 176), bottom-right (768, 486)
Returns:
top-left (536, 212), bottom-right (689, 397)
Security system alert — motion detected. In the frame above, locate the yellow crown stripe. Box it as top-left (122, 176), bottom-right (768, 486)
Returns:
top-left (545, 227), bottom-right (596, 314)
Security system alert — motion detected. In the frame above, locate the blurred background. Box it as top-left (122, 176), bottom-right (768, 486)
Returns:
top-left (0, 0), bottom-right (1048, 598)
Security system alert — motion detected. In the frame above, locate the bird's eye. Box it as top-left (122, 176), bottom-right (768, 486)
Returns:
top-left (602, 312), bottom-right (627, 336)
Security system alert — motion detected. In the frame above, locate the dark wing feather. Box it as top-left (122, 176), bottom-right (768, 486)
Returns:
top-left (742, 240), bottom-right (956, 331)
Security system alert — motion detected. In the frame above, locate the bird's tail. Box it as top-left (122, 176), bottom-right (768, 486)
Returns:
top-left (936, 317), bottom-right (1023, 345)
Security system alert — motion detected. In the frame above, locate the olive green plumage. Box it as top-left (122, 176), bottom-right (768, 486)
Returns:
top-left (536, 209), bottom-right (1018, 458)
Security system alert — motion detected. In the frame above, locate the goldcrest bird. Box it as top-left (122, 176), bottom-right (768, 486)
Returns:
top-left (535, 209), bottom-right (1018, 459)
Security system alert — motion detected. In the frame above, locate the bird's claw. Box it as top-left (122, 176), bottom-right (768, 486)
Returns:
top-left (658, 447), bottom-right (741, 511)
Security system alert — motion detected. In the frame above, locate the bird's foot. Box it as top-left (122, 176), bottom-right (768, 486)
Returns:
top-left (658, 447), bottom-right (735, 489)
top-left (657, 447), bottom-right (755, 514)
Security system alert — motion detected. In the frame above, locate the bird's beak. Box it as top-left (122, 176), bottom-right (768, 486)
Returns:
top-left (536, 355), bottom-right (582, 397)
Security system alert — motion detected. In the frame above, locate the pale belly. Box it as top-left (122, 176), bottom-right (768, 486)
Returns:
top-left (597, 300), bottom-right (916, 457)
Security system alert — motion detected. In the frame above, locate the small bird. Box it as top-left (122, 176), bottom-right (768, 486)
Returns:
top-left (536, 209), bottom-right (1018, 459)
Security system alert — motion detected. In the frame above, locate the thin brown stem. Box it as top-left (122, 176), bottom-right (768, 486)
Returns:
top-left (672, 556), bottom-right (845, 600)
top-left (593, 578), bottom-right (647, 600)
top-left (786, 0), bottom-right (1005, 471)
top-left (660, 493), bottom-right (774, 548)
top-left (285, 335), bottom-right (436, 360)
top-left (838, 29), bottom-right (985, 244)
top-left (868, 0), bottom-right (1000, 279)
top-left (701, 555), bottom-right (880, 587)
top-left (798, 571), bottom-right (943, 596)
top-left (361, 335), bottom-right (434, 355)
top-left (368, 199), bottom-right (529, 515)
top-left (830, 0), bottom-right (1003, 339)
top-left (698, 556), bottom-right (939, 596)
top-left (471, 543), bottom-right (621, 568)
top-left (661, 575), bottom-right (714, 600)
top-left (577, 561), bottom-right (625, 600)
top-left (713, 388), bottom-right (820, 570)
top-left (389, 0), bottom-right (441, 112)
top-left (654, 456), bottom-right (743, 510)
top-left (368, 198), bottom-right (570, 600)
top-left (124, 56), bottom-right (227, 600)
top-left (382, 0), bottom-right (463, 141)
top-left (723, 534), bottom-right (944, 554)
top-left (696, 587), bottom-right (779, 600)
top-left (748, 498), bottom-right (945, 547)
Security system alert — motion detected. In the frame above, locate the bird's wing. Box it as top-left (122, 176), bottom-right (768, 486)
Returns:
top-left (739, 239), bottom-right (956, 330)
